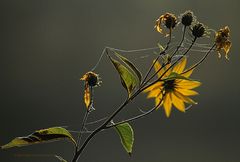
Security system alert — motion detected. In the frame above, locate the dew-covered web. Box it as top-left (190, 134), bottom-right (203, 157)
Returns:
top-left (90, 39), bottom-right (214, 73)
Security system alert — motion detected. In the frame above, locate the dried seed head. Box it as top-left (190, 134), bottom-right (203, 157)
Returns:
top-left (192, 23), bottom-right (205, 38)
top-left (164, 13), bottom-right (177, 29)
top-left (181, 10), bottom-right (194, 26)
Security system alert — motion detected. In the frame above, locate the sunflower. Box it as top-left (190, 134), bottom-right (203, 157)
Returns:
top-left (144, 58), bottom-right (201, 117)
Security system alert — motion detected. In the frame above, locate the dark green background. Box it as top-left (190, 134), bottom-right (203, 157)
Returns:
top-left (1, 0), bottom-right (239, 162)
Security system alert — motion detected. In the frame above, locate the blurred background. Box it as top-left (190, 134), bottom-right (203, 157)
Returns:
top-left (1, 0), bottom-right (239, 162)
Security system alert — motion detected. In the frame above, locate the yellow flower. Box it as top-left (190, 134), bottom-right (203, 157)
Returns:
top-left (144, 58), bottom-right (201, 117)
top-left (155, 13), bottom-right (177, 36)
top-left (215, 26), bottom-right (232, 60)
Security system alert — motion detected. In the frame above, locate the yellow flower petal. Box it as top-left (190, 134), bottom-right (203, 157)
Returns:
top-left (224, 40), bottom-right (231, 60)
top-left (155, 95), bottom-right (163, 108)
top-left (173, 57), bottom-right (187, 73)
top-left (163, 93), bottom-right (172, 117)
top-left (175, 88), bottom-right (199, 96)
top-left (147, 89), bottom-right (161, 98)
top-left (181, 67), bottom-right (194, 78)
top-left (144, 82), bottom-right (163, 92)
top-left (171, 92), bottom-right (185, 112)
top-left (84, 84), bottom-right (91, 109)
top-left (163, 63), bottom-right (172, 78)
top-left (174, 91), bottom-right (197, 105)
top-left (154, 60), bottom-right (164, 77)
top-left (155, 15), bottom-right (164, 33)
top-left (176, 80), bottom-right (201, 89)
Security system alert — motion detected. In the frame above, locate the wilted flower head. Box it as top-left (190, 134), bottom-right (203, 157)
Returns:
top-left (215, 26), bottom-right (231, 60)
top-left (192, 23), bottom-right (206, 38)
top-left (155, 12), bottom-right (177, 36)
top-left (180, 10), bottom-right (195, 26)
top-left (80, 71), bottom-right (101, 87)
top-left (80, 71), bottom-right (101, 109)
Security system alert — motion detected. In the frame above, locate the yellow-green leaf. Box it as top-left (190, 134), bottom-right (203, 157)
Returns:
top-left (115, 123), bottom-right (134, 155)
top-left (109, 56), bottom-right (139, 97)
top-left (114, 52), bottom-right (142, 84)
top-left (1, 127), bottom-right (76, 149)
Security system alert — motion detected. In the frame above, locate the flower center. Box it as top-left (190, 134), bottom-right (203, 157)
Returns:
top-left (163, 79), bottom-right (175, 92)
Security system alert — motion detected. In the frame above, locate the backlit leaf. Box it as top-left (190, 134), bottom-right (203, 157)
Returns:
top-left (109, 56), bottom-right (139, 97)
top-left (115, 123), bottom-right (134, 155)
top-left (1, 127), bottom-right (76, 149)
top-left (114, 52), bottom-right (142, 84)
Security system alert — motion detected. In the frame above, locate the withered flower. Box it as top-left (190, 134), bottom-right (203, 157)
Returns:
top-left (155, 12), bottom-right (177, 36)
top-left (80, 71), bottom-right (101, 109)
top-left (215, 26), bottom-right (231, 59)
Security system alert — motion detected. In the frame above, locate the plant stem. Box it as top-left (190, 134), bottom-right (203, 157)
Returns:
top-left (141, 29), bottom-right (172, 85)
top-left (140, 26), bottom-right (186, 89)
top-left (72, 99), bottom-right (130, 162)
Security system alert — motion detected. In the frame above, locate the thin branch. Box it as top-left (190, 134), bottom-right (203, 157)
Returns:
top-left (181, 43), bottom-right (216, 74)
top-left (141, 26), bottom-right (186, 88)
top-left (141, 29), bottom-right (172, 85)
top-left (170, 26), bottom-right (186, 60)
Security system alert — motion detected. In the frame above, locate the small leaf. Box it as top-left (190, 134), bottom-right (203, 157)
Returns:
top-left (1, 127), bottom-right (76, 149)
top-left (115, 123), bottom-right (134, 155)
top-left (114, 52), bottom-right (142, 84)
top-left (109, 56), bottom-right (139, 97)
top-left (163, 72), bottom-right (191, 81)
top-left (55, 155), bottom-right (68, 162)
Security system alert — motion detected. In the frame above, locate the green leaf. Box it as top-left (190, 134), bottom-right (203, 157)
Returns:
top-left (55, 155), bottom-right (68, 162)
top-left (109, 56), bottom-right (139, 97)
top-left (1, 127), bottom-right (76, 149)
top-left (114, 52), bottom-right (142, 84)
top-left (163, 72), bottom-right (191, 81)
top-left (115, 123), bottom-right (134, 155)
